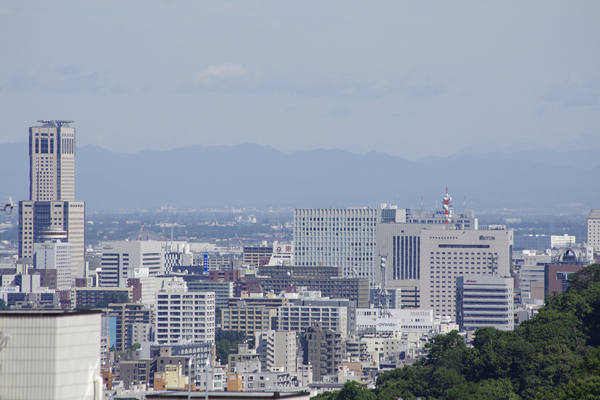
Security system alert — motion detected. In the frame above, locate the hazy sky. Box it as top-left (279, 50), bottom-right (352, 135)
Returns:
top-left (0, 1), bottom-right (598, 160)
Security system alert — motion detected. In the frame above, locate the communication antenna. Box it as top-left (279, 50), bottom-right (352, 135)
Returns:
top-left (442, 188), bottom-right (452, 224)
top-left (487, 254), bottom-right (498, 276)
top-left (378, 255), bottom-right (392, 318)
top-left (37, 119), bottom-right (73, 127)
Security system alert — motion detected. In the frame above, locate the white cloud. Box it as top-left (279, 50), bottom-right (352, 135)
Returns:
top-left (192, 63), bottom-right (248, 86)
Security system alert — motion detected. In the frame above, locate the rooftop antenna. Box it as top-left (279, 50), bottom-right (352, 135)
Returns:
top-left (421, 196), bottom-right (423, 212)
top-left (463, 196), bottom-right (466, 214)
top-left (378, 254), bottom-right (392, 318)
top-left (37, 120), bottom-right (73, 127)
top-left (442, 188), bottom-right (452, 225)
top-left (487, 254), bottom-right (498, 276)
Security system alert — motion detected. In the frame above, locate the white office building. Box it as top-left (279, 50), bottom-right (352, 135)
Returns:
top-left (33, 229), bottom-right (72, 291)
top-left (588, 209), bottom-right (600, 252)
top-left (356, 308), bottom-right (434, 333)
top-left (155, 279), bottom-right (215, 345)
top-left (19, 200), bottom-right (85, 281)
top-left (456, 275), bottom-right (514, 331)
top-left (420, 228), bottom-right (513, 319)
top-left (28, 120), bottom-right (76, 202)
top-left (99, 241), bottom-right (164, 287)
top-left (293, 207), bottom-right (379, 286)
top-left (18, 120), bottom-right (85, 281)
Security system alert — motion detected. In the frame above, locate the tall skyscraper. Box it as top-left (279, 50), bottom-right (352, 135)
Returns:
top-left (18, 120), bottom-right (85, 283)
top-left (29, 120), bottom-right (76, 202)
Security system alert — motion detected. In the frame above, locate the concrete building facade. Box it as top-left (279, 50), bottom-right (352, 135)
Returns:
top-left (155, 289), bottom-right (216, 345)
top-left (293, 207), bottom-right (379, 286)
top-left (99, 241), bottom-right (163, 287)
top-left (456, 275), bottom-right (514, 331)
top-left (0, 310), bottom-right (101, 400)
top-left (420, 228), bottom-right (513, 318)
top-left (588, 209), bottom-right (600, 252)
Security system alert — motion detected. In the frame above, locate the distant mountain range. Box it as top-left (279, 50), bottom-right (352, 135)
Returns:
top-left (1, 133), bottom-right (599, 212)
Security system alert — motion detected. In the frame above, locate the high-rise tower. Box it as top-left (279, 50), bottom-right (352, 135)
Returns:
top-left (29, 120), bottom-right (75, 202)
top-left (19, 120), bottom-right (85, 284)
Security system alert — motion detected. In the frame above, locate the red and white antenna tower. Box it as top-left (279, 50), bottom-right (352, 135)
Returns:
top-left (442, 188), bottom-right (452, 224)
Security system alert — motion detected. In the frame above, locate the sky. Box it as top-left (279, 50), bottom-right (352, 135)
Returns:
top-left (0, 1), bottom-right (599, 160)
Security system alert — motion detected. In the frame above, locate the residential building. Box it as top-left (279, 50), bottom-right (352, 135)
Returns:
top-left (0, 309), bottom-right (101, 400)
top-left (226, 294), bottom-right (290, 309)
top-left (106, 303), bottom-right (154, 351)
top-left (258, 265), bottom-right (342, 279)
top-left (71, 286), bottom-right (133, 308)
top-left (419, 228), bottom-right (513, 318)
top-left (254, 330), bottom-right (298, 372)
top-left (258, 276), bottom-right (369, 308)
top-left (222, 304), bottom-right (277, 336)
top-left (287, 297), bottom-right (357, 336)
top-left (243, 245), bottom-right (273, 267)
top-left (155, 283), bottom-right (216, 345)
top-left (587, 209), bottom-right (600, 252)
top-left (302, 323), bottom-right (345, 382)
top-left (186, 279), bottom-right (234, 309)
top-left (99, 241), bottom-right (163, 287)
top-left (279, 304), bottom-right (348, 337)
top-left (456, 275), bottom-right (514, 331)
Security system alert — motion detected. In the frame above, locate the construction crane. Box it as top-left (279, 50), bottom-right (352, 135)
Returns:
top-left (137, 222), bottom-right (145, 241)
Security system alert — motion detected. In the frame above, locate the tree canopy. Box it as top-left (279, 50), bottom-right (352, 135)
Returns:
top-left (313, 263), bottom-right (600, 400)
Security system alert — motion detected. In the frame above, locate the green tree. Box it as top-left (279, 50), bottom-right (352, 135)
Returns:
top-left (0, 298), bottom-right (8, 310)
top-left (215, 330), bottom-right (246, 364)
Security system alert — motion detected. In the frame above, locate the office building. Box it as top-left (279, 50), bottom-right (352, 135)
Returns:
top-left (99, 241), bottom-right (163, 287)
top-left (28, 120), bottom-right (75, 202)
top-left (355, 308), bottom-right (434, 333)
top-left (18, 120), bottom-right (85, 280)
top-left (155, 284), bottom-right (216, 345)
top-left (456, 275), bottom-right (514, 331)
top-left (0, 309), bottom-right (101, 400)
top-left (544, 264), bottom-right (584, 296)
top-left (302, 323), bottom-right (345, 382)
top-left (515, 253), bottom-right (551, 301)
top-left (514, 234), bottom-right (576, 251)
top-left (420, 228), bottom-right (513, 318)
top-left (588, 209), bottom-right (600, 252)
top-left (19, 200), bottom-right (85, 281)
top-left (32, 228), bottom-right (72, 291)
top-left (293, 207), bottom-right (379, 286)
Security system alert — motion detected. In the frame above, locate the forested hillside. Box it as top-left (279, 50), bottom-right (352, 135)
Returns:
top-left (314, 264), bottom-right (600, 400)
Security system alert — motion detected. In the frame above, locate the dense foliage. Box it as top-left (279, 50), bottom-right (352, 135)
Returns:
top-left (216, 330), bottom-right (246, 364)
top-left (313, 263), bottom-right (600, 400)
